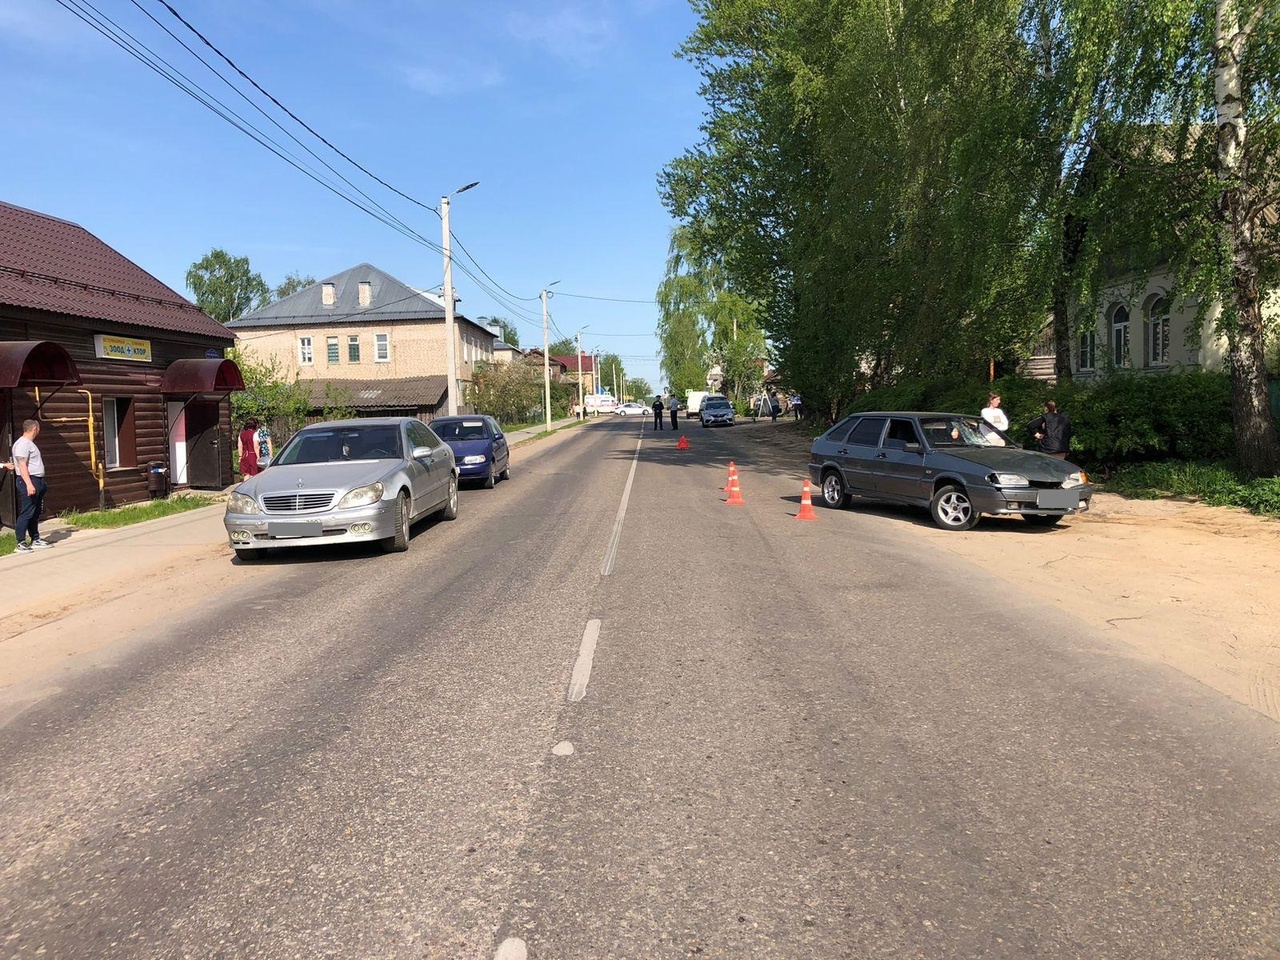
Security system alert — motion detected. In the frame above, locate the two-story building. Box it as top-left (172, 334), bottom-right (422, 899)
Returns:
top-left (227, 263), bottom-right (496, 419)
top-left (2, 200), bottom-right (242, 525)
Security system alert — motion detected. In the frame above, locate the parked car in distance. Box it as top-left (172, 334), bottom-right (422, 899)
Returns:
top-left (685, 390), bottom-right (710, 418)
top-left (615, 402), bottom-right (650, 417)
top-left (429, 415), bottom-right (510, 488)
top-left (700, 395), bottom-right (736, 427)
top-left (808, 411), bottom-right (1093, 531)
top-left (224, 417), bottom-right (458, 559)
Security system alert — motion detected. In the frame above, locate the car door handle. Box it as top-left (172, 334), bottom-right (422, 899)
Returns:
top-left (837, 448), bottom-right (848, 455)
top-left (875, 452), bottom-right (888, 459)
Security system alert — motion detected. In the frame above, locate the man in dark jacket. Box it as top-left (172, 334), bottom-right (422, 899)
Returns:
top-left (1029, 400), bottom-right (1072, 459)
top-left (652, 395), bottom-right (665, 430)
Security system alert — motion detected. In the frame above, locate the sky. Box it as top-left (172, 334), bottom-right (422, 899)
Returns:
top-left (0, 0), bottom-right (708, 391)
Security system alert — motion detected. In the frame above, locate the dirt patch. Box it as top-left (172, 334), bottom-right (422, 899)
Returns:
top-left (756, 422), bottom-right (1280, 724)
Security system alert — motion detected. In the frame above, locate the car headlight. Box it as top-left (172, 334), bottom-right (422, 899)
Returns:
top-left (336, 481), bottom-right (384, 509)
top-left (463, 455), bottom-right (487, 465)
top-left (1062, 471), bottom-right (1087, 488)
top-left (227, 492), bottom-right (258, 514)
top-left (989, 473), bottom-right (1030, 487)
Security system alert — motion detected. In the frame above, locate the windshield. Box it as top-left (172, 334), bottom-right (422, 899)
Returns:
top-left (919, 416), bottom-right (1014, 448)
top-left (432, 420), bottom-right (488, 441)
top-left (274, 425), bottom-right (404, 464)
top-left (704, 400), bottom-right (732, 409)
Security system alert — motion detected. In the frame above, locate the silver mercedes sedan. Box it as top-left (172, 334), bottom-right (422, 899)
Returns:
top-left (224, 417), bottom-right (459, 560)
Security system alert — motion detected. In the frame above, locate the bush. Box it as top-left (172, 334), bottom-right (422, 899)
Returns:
top-left (1103, 460), bottom-right (1280, 516)
top-left (846, 371), bottom-right (1234, 471)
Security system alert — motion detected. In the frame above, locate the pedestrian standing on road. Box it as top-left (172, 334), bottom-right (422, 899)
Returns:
top-left (980, 392), bottom-right (1009, 446)
top-left (652, 395), bottom-right (665, 431)
top-left (1028, 400), bottom-right (1072, 460)
top-left (12, 419), bottom-right (52, 553)
top-left (237, 418), bottom-right (262, 477)
top-left (769, 391), bottom-right (781, 422)
top-left (669, 395), bottom-right (680, 430)
top-left (791, 393), bottom-right (804, 420)
top-left (255, 421), bottom-right (274, 468)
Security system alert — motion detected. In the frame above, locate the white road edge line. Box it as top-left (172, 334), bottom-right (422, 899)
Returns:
top-left (567, 619), bottom-right (602, 703)
top-left (602, 432), bottom-right (644, 576)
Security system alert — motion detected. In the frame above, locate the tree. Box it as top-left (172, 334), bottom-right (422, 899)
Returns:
top-left (321, 382), bottom-right (357, 421)
top-left (597, 352), bottom-right (627, 397)
top-left (274, 272), bottom-right (316, 300)
top-left (466, 361), bottom-right (543, 423)
top-left (227, 347), bottom-right (311, 442)
top-left (479, 316), bottom-right (520, 347)
top-left (626, 377), bottom-right (653, 400)
top-left (548, 337), bottom-right (577, 357)
top-left (186, 248), bottom-right (271, 323)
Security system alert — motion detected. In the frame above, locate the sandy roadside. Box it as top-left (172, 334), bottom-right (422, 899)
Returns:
top-left (750, 424), bottom-right (1280, 725)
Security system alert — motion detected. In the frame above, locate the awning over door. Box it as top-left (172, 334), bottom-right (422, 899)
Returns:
top-left (161, 358), bottom-right (245, 394)
top-left (0, 340), bottom-right (82, 388)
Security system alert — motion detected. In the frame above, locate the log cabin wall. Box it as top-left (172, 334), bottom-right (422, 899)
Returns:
top-left (2, 308), bottom-right (234, 516)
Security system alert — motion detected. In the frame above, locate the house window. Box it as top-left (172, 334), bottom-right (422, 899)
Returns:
top-left (375, 333), bottom-right (390, 362)
top-left (1148, 297), bottom-right (1170, 366)
top-left (1110, 305), bottom-right (1131, 367)
top-left (1078, 330), bottom-right (1097, 371)
top-left (299, 336), bottom-right (313, 365)
top-left (348, 335), bottom-right (361, 363)
top-left (327, 336), bottom-right (340, 364)
top-left (102, 397), bottom-right (137, 468)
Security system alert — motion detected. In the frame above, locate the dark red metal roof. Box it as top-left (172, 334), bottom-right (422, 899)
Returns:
top-left (161, 358), bottom-right (245, 394)
top-left (0, 201), bottom-right (232, 341)
top-left (0, 340), bottom-right (82, 388)
top-left (552, 354), bottom-right (595, 374)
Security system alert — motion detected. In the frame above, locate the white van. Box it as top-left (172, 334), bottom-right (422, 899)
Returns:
top-left (584, 393), bottom-right (618, 415)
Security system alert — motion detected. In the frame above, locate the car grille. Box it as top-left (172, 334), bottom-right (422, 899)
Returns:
top-left (262, 491), bottom-right (337, 513)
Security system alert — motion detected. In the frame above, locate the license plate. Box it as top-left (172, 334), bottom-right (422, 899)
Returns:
top-left (267, 520), bottom-right (324, 539)
top-left (1038, 489), bottom-right (1080, 510)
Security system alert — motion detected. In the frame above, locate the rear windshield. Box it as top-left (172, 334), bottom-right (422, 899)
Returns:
top-left (432, 420), bottom-right (488, 440)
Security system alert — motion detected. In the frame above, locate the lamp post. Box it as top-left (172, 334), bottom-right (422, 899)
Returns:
top-left (575, 326), bottom-right (589, 418)
top-left (441, 180), bottom-right (479, 416)
top-left (541, 281), bottom-right (559, 432)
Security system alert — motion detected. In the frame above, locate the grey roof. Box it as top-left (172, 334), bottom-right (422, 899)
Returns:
top-left (493, 340), bottom-right (519, 352)
top-left (228, 262), bottom-right (493, 337)
top-left (308, 375), bottom-right (448, 411)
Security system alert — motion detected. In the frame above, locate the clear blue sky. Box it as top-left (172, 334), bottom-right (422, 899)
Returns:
top-left (0, 0), bottom-right (706, 391)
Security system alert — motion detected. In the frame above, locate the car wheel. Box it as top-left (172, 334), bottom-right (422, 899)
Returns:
top-left (499, 460), bottom-right (511, 481)
top-left (821, 469), bottom-right (849, 509)
top-left (931, 485), bottom-right (979, 530)
top-left (234, 547), bottom-right (262, 562)
top-left (1022, 513), bottom-right (1063, 527)
top-left (384, 491), bottom-right (412, 552)
top-left (483, 466), bottom-right (496, 489)
top-left (437, 474), bottom-right (459, 520)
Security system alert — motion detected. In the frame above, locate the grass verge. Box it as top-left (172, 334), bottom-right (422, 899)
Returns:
top-left (59, 494), bottom-right (221, 529)
top-left (1102, 460), bottom-right (1280, 515)
top-left (0, 532), bottom-right (14, 558)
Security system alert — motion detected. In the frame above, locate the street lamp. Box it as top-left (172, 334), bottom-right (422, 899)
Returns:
top-left (541, 281), bottom-right (560, 433)
top-left (441, 180), bottom-right (479, 416)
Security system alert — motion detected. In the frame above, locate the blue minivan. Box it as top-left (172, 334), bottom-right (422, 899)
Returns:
top-left (429, 415), bottom-right (511, 488)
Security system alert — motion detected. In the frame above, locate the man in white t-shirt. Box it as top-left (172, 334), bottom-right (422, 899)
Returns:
top-left (12, 419), bottom-right (52, 553)
top-left (980, 393), bottom-right (1010, 446)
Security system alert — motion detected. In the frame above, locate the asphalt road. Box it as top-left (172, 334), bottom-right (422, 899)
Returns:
top-left (1, 417), bottom-right (1278, 959)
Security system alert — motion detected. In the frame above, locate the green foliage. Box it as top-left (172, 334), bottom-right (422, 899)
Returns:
top-left (186, 248), bottom-right (270, 323)
top-left (626, 378), bottom-right (652, 401)
top-left (274, 272), bottom-right (315, 300)
top-left (321, 383), bottom-right (357, 421)
top-left (466, 361), bottom-right (544, 424)
top-left (227, 347), bottom-right (311, 439)
top-left (547, 337), bottom-right (576, 357)
top-left (60, 494), bottom-right (219, 528)
top-left (480, 316), bottom-right (520, 347)
top-left (1104, 461), bottom-right (1280, 516)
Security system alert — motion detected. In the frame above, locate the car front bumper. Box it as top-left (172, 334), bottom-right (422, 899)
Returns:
top-left (702, 416), bottom-right (734, 426)
top-left (972, 482), bottom-right (1095, 516)
top-left (456, 460), bottom-right (492, 479)
top-left (224, 499), bottom-right (398, 551)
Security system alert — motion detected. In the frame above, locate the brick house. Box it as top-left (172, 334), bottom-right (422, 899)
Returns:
top-left (227, 263), bottom-right (496, 418)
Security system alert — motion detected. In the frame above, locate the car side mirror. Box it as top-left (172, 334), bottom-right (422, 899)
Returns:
top-left (411, 444), bottom-right (433, 460)
top-left (904, 442), bottom-right (922, 453)
top-left (494, 433), bottom-right (504, 441)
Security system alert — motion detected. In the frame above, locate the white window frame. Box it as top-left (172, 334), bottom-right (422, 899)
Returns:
top-left (1148, 298), bottom-right (1170, 366)
top-left (103, 397), bottom-right (121, 468)
top-left (327, 335), bottom-right (340, 364)
top-left (1111, 305), bottom-right (1131, 368)
top-left (375, 332), bottom-right (390, 362)
top-left (299, 336), bottom-right (313, 365)
top-left (1078, 330), bottom-right (1097, 371)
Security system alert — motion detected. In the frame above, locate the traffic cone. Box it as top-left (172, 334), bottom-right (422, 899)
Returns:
top-left (795, 479), bottom-right (818, 521)
top-left (725, 472), bottom-right (745, 506)
top-left (677, 435), bottom-right (690, 450)
top-left (723, 461), bottom-right (737, 492)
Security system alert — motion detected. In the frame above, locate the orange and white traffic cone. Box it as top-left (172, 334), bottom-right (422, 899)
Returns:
top-left (795, 479), bottom-right (818, 521)
top-left (725, 472), bottom-right (745, 506)
top-left (723, 461), bottom-right (738, 492)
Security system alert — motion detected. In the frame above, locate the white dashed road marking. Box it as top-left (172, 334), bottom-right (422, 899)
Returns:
top-left (567, 619), bottom-right (601, 703)
top-left (494, 937), bottom-right (528, 960)
top-left (602, 433), bottom-right (643, 576)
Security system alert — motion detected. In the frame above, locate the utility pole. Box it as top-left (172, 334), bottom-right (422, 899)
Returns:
top-left (441, 181), bottom-right (478, 416)
top-left (541, 281), bottom-right (559, 432)
top-left (576, 331), bottom-right (584, 418)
